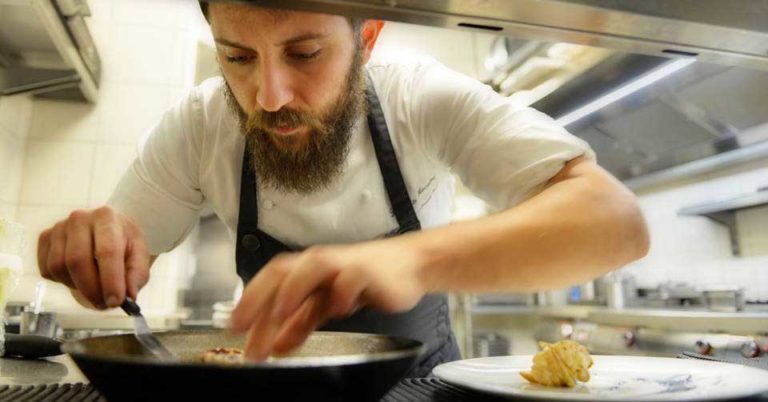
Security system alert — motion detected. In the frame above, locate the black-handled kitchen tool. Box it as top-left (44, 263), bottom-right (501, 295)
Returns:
top-left (1, 333), bottom-right (63, 359)
top-left (119, 297), bottom-right (177, 361)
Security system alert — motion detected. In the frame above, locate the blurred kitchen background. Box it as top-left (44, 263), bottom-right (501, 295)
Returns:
top-left (0, 0), bottom-right (766, 363)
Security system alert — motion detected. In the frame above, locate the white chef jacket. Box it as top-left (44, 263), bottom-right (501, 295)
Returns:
top-left (109, 58), bottom-right (594, 255)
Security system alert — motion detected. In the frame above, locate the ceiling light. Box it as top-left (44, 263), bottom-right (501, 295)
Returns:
top-left (555, 57), bottom-right (696, 127)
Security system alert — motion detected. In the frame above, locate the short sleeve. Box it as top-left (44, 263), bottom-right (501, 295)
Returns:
top-left (403, 60), bottom-right (594, 211)
top-left (108, 88), bottom-right (205, 255)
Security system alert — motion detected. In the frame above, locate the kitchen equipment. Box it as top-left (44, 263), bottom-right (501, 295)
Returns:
top-left (3, 301), bottom-right (30, 334)
top-left (0, 0), bottom-right (100, 100)
top-left (433, 355), bottom-right (768, 401)
top-left (119, 297), bottom-right (176, 361)
top-left (260, 0), bottom-right (768, 70)
top-left (0, 219), bottom-right (24, 357)
top-left (605, 275), bottom-right (626, 309)
top-left (20, 311), bottom-right (59, 338)
top-left (31, 281), bottom-right (46, 315)
top-left (1, 333), bottom-right (63, 359)
top-left (61, 329), bottom-right (424, 402)
top-left (211, 300), bottom-right (235, 329)
top-left (472, 332), bottom-right (510, 357)
top-left (534, 289), bottom-right (569, 307)
top-left (703, 288), bottom-right (745, 312)
top-left (535, 317), bottom-right (768, 367)
top-left (635, 282), bottom-right (704, 309)
top-left (19, 280), bottom-right (59, 338)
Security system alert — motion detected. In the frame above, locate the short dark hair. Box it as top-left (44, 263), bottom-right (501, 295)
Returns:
top-left (199, 2), bottom-right (363, 41)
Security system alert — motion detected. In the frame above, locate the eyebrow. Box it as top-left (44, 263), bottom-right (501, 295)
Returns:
top-left (214, 32), bottom-right (330, 51)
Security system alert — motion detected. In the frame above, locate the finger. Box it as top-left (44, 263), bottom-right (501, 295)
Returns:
top-left (243, 290), bottom-right (283, 361)
top-left (37, 229), bottom-right (52, 280)
top-left (230, 253), bottom-right (296, 333)
top-left (47, 222), bottom-right (75, 288)
top-left (65, 214), bottom-right (104, 309)
top-left (271, 248), bottom-right (340, 321)
top-left (92, 208), bottom-right (126, 308)
top-left (124, 224), bottom-right (150, 300)
top-left (326, 268), bottom-right (368, 318)
top-left (272, 291), bottom-right (331, 355)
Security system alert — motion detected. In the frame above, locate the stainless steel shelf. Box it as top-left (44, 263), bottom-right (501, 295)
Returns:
top-left (472, 304), bottom-right (768, 334)
top-left (471, 305), bottom-right (595, 319)
top-left (678, 190), bottom-right (768, 255)
top-left (589, 308), bottom-right (768, 334)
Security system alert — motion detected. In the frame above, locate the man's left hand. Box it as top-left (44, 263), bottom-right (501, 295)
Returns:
top-left (229, 238), bottom-right (427, 360)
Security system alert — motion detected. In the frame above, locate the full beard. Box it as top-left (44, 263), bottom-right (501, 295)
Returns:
top-left (223, 50), bottom-right (366, 194)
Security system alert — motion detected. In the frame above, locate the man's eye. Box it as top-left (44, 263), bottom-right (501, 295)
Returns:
top-left (226, 55), bottom-right (254, 65)
top-left (289, 50), bottom-right (321, 61)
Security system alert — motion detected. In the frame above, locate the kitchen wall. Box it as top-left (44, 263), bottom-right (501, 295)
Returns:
top-left (0, 0), bottom-right (201, 323)
top-left (0, 94), bottom-right (33, 222)
top-left (623, 153), bottom-right (768, 301)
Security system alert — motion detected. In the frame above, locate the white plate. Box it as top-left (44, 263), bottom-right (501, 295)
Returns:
top-left (433, 355), bottom-right (768, 401)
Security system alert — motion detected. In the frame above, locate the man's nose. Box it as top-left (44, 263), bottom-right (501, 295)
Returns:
top-left (255, 62), bottom-right (294, 112)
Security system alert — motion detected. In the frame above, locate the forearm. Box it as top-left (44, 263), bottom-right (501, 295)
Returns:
top-left (408, 158), bottom-right (649, 293)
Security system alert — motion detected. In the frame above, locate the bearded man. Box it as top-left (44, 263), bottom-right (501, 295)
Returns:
top-left (37, 2), bottom-right (648, 376)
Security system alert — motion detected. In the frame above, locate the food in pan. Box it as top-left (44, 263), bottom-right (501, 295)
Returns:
top-left (520, 340), bottom-right (593, 387)
top-left (201, 347), bottom-right (245, 365)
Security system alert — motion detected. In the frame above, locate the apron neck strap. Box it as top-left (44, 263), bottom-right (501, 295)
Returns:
top-left (365, 71), bottom-right (422, 233)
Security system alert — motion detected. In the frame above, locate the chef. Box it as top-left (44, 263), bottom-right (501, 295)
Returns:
top-left (36, 3), bottom-right (649, 376)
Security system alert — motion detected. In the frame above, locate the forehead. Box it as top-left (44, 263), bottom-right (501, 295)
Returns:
top-left (208, 4), bottom-right (348, 43)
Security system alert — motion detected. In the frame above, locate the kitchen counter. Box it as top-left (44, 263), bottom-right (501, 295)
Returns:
top-left (0, 355), bottom-right (87, 386)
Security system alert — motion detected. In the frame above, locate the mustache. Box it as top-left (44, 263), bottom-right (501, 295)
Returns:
top-left (244, 108), bottom-right (325, 133)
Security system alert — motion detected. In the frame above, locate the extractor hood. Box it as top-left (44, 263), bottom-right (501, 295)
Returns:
top-left (244, 0), bottom-right (768, 70)
top-left (0, 0), bottom-right (101, 102)
top-left (532, 53), bottom-right (768, 187)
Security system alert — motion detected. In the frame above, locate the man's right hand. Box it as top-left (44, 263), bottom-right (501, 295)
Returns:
top-left (37, 206), bottom-right (151, 310)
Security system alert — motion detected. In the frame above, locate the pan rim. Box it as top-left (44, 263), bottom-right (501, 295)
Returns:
top-left (61, 329), bottom-right (426, 369)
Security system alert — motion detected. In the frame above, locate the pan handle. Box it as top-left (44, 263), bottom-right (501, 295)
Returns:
top-left (2, 334), bottom-right (63, 359)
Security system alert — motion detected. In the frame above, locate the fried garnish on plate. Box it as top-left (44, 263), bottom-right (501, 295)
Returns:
top-left (520, 340), bottom-right (593, 387)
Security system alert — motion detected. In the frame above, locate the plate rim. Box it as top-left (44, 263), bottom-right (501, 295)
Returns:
top-left (433, 355), bottom-right (768, 402)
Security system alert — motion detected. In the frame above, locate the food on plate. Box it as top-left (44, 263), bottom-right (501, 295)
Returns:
top-left (520, 340), bottom-right (593, 387)
top-left (201, 347), bottom-right (245, 365)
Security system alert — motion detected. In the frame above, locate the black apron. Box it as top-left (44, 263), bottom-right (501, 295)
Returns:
top-left (234, 75), bottom-right (461, 377)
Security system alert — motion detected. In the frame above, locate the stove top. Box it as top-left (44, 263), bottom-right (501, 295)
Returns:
top-left (11, 376), bottom-right (768, 402)
top-left (679, 351), bottom-right (768, 370)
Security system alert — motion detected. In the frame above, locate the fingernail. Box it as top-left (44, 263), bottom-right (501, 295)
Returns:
top-left (105, 295), bottom-right (119, 308)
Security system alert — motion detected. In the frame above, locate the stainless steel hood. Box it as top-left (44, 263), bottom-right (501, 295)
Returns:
top-left (246, 0), bottom-right (768, 70)
top-left (0, 0), bottom-right (101, 101)
top-left (532, 54), bottom-right (768, 185)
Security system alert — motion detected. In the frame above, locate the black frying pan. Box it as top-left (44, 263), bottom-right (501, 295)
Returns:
top-left (62, 330), bottom-right (424, 402)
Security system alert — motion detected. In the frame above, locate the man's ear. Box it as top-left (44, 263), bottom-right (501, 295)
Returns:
top-left (361, 20), bottom-right (385, 64)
